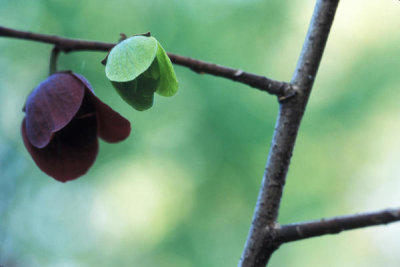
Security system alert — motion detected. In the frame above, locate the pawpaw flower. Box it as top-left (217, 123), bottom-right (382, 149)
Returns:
top-left (21, 71), bottom-right (131, 182)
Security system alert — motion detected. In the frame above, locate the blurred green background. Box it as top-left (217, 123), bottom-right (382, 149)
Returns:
top-left (1, 0), bottom-right (399, 266)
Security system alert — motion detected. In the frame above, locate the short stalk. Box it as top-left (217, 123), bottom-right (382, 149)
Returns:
top-left (49, 46), bottom-right (60, 75)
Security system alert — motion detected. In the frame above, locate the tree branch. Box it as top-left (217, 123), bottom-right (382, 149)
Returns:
top-left (278, 208), bottom-right (400, 243)
top-left (0, 25), bottom-right (291, 96)
top-left (239, 0), bottom-right (340, 266)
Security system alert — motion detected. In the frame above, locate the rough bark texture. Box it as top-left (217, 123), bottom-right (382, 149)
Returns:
top-left (239, 1), bottom-right (340, 266)
top-left (278, 208), bottom-right (400, 243)
top-left (2, 1), bottom-right (400, 266)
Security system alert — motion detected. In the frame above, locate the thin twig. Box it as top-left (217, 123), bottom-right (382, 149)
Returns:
top-left (278, 208), bottom-right (400, 243)
top-left (0, 25), bottom-right (291, 96)
top-left (239, 0), bottom-right (340, 266)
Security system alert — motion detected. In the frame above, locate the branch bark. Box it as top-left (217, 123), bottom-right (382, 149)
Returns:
top-left (278, 208), bottom-right (400, 243)
top-left (3, 2), bottom-right (399, 266)
top-left (239, 0), bottom-right (340, 266)
top-left (0, 25), bottom-right (292, 97)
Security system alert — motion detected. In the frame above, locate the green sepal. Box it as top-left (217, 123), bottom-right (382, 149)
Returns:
top-left (105, 36), bottom-right (158, 82)
top-left (154, 41), bottom-right (179, 97)
top-left (112, 69), bottom-right (160, 111)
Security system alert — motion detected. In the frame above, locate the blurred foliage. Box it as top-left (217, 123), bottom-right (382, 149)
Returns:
top-left (1, 0), bottom-right (400, 266)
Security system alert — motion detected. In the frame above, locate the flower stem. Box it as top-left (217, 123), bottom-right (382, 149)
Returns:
top-left (49, 46), bottom-right (60, 75)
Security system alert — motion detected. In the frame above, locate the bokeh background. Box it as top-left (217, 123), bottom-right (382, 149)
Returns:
top-left (1, 0), bottom-right (399, 266)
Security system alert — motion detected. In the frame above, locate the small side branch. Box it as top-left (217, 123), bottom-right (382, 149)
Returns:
top-left (278, 208), bottom-right (400, 243)
top-left (0, 25), bottom-right (290, 96)
top-left (167, 54), bottom-right (291, 96)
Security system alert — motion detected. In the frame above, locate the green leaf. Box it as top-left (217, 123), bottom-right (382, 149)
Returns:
top-left (105, 36), bottom-right (158, 82)
top-left (154, 41), bottom-right (179, 97)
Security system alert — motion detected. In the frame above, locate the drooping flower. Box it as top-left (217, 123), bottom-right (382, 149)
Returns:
top-left (105, 35), bottom-right (178, 111)
top-left (21, 71), bottom-right (131, 182)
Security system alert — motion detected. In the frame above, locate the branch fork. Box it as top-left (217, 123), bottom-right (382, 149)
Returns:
top-left (1, 2), bottom-right (400, 265)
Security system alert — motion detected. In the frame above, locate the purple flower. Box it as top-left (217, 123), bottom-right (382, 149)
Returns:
top-left (21, 71), bottom-right (131, 182)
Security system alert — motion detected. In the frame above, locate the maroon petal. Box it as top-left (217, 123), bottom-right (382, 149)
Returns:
top-left (71, 73), bottom-right (131, 143)
top-left (71, 73), bottom-right (95, 93)
top-left (25, 72), bottom-right (85, 148)
top-left (92, 93), bottom-right (131, 143)
top-left (22, 116), bottom-right (99, 182)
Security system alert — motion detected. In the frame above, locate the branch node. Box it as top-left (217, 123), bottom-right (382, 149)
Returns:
top-left (119, 33), bottom-right (128, 42)
top-left (133, 32), bottom-right (152, 37)
top-left (278, 84), bottom-right (297, 102)
top-left (234, 70), bottom-right (244, 77)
